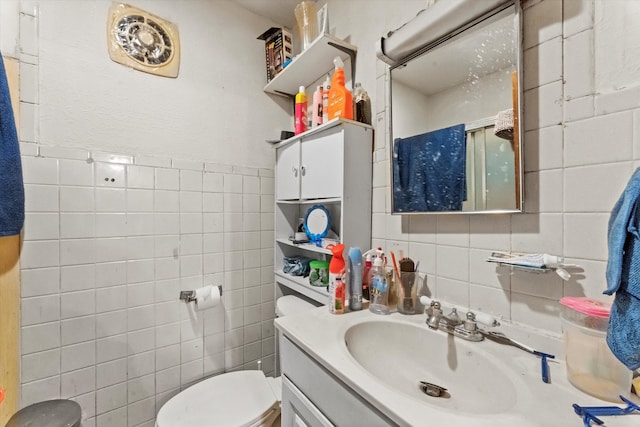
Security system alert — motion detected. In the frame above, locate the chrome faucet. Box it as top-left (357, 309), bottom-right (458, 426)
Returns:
top-left (423, 299), bottom-right (485, 342)
top-left (426, 302), bottom-right (461, 329)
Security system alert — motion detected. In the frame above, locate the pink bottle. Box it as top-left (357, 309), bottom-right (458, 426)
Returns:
top-left (312, 85), bottom-right (323, 127)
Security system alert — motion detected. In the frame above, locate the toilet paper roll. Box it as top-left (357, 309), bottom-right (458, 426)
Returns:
top-left (194, 285), bottom-right (220, 311)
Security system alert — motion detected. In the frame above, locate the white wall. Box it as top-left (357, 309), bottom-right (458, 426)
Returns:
top-left (393, 67), bottom-right (514, 139)
top-left (327, 0), bottom-right (639, 335)
top-left (0, 0), bottom-right (20, 57)
top-left (35, 0), bottom-right (290, 169)
top-left (13, 1), bottom-right (283, 426)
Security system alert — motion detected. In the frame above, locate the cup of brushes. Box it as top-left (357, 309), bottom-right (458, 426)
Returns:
top-left (391, 252), bottom-right (419, 315)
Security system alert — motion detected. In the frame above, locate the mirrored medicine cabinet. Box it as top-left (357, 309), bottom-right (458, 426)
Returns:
top-left (381, 0), bottom-right (523, 214)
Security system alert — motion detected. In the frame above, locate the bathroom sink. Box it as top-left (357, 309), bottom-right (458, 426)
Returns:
top-left (344, 320), bottom-right (518, 414)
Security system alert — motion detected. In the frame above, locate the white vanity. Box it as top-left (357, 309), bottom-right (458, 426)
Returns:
top-left (276, 308), bottom-right (639, 426)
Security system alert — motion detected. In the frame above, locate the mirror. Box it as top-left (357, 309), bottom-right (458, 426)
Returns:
top-left (304, 204), bottom-right (331, 245)
top-left (389, 3), bottom-right (522, 214)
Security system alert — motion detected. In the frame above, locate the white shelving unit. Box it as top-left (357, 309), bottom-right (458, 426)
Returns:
top-left (274, 119), bottom-right (373, 305)
top-left (266, 32), bottom-right (370, 305)
top-left (264, 33), bottom-right (357, 97)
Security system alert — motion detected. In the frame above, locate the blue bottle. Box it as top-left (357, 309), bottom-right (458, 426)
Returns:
top-left (348, 247), bottom-right (363, 311)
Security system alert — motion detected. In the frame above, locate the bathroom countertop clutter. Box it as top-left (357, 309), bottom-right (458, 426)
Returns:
top-left (275, 308), bottom-right (639, 427)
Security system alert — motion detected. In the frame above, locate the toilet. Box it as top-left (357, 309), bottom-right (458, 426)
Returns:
top-left (156, 295), bottom-right (317, 427)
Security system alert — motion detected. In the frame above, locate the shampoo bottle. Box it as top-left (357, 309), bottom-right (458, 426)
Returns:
top-left (327, 57), bottom-right (353, 120)
top-left (312, 85), bottom-right (323, 127)
top-left (347, 247), bottom-right (363, 311)
top-left (328, 243), bottom-right (346, 314)
top-left (294, 85), bottom-right (307, 135)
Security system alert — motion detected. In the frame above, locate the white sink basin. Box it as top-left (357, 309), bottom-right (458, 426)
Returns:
top-left (344, 320), bottom-right (518, 414)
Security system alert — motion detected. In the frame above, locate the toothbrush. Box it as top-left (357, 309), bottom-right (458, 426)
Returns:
top-left (390, 251), bottom-right (401, 280)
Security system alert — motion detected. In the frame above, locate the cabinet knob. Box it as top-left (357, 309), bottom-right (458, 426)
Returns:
top-left (292, 166), bottom-right (298, 177)
top-left (300, 165), bottom-right (306, 176)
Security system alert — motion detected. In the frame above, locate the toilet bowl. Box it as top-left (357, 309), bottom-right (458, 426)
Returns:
top-left (156, 295), bottom-right (317, 427)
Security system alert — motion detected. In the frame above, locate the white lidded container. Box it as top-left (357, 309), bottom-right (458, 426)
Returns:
top-left (559, 297), bottom-right (632, 402)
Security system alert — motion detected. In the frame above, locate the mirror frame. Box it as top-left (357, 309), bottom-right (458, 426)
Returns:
top-left (388, 1), bottom-right (523, 215)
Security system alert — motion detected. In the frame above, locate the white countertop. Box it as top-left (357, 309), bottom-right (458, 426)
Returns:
top-left (275, 307), bottom-right (639, 427)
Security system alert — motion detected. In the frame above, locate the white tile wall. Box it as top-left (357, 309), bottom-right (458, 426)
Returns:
top-left (20, 148), bottom-right (276, 426)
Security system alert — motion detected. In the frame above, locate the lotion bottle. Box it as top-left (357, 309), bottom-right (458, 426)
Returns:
top-left (328, 244), bottom-right (346, 314)
top-left (294, 85), bottom-right (307, 135)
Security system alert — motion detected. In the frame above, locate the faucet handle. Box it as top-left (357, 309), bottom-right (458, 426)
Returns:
top-left (419, 296), bottom-right (432, 306)
top-left (472, 310), bottom-right (500, 327)
top-left (464, 311), bottom-right (478, 332)
top-left (419, 296), bottom-right (436, 307)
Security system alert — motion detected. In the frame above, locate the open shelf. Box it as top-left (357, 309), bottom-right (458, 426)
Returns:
top-left (276, 197), bottom-right (341, 205)
top-left (276, 238), bottom-right (332, 255)
top-left (275, 270), bottom-right (328, 304)
top-left (263, 33), bottom-right (357, 97)
top-left (486, 260), bottom-right (551, 274)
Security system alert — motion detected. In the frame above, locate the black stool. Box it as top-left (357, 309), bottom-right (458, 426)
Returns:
top-left (6, 399), bottom-right (81, 427)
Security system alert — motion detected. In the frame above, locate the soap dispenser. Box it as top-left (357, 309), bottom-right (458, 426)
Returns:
top-left (365, 249), bottom-right (389, 315)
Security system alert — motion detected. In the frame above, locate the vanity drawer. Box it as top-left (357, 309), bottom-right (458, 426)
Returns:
top-left (282, 375), bottom-right (334, 427)
top-left (279, 335), bottom-right (397, 427)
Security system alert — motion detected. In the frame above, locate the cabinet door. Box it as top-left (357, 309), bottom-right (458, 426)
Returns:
top-left (300, 128), bottom-right (344, 200)
top-left (276, 141), bottom-right (301, 200)
top-left (282, 375), bottom-right (334, 427)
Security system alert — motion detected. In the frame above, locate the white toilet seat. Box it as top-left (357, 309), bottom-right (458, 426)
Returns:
top-left (156, 295), bottom-right (316, 426)
top-left (156, 371), bottom-right (280, 427)
top-left (276, 295), bottom-right (316, 317)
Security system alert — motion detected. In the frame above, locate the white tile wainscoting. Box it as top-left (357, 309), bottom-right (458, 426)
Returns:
top-left (19, 146), bottom-right (276, 427)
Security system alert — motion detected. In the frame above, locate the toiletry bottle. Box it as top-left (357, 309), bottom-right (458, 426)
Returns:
top-left (328, 57), bottom-right (353, 120)
top-left (328, 243), bottom-right (346, 314)
top-left (312, 85), bottom-right (323, 127)
top-left (354, 82), bottom-right (372, 125)
top-left (322, 75), bottom-right (330, 123)
top-left (362, 251), bottom-right (372, 300)
top-left (368, 250), bottom-right (390, 315)
top-left (294, 85), bottom-right (307, 135)
top-left (347, 247), bottom-right (363, 311)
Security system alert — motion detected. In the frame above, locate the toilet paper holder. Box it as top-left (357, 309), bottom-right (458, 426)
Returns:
top-left (179, 285), bottom-right (223, 303)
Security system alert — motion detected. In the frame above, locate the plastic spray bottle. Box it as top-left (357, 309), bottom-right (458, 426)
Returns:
top-left (347, 247), bottom-right (363, 311)
top-left (329, 244), bottom-right (346, 314)
top-left (365, 248), bottom-right (389, 315)
top-left (294, 85), bottom-right (307, 135)
top-left (328, 57), bottom-right (353, 120)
